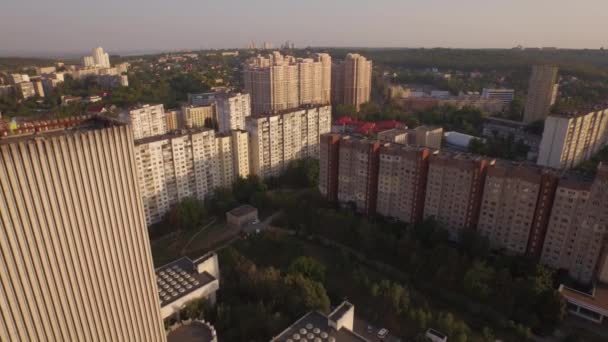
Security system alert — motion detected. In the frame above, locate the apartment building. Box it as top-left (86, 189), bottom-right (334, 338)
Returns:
top-left (477, 162), bottom-right (557, 255)
top-left (16, 81), bottom-right (36, 99)
top-left (0, 117), bottom-right (166, 341)
top-left (537, 108), bottom-right (608, 169)
top-left (128, 104), bottom-right (167, 140)
top-left (243, 52), bottom-right (331, 114)
top-left (182, 104), bottom-right (217, 129)
top-left (424, 152), bottom-right (493, 240)
top-left (246, 105), bottom-right (331, 178)
top-left (319, 133), bottom-right (342, 202)
top-left (377, 126), bottom-right (443, 149)
top-left (216, 130), bottom-right (250, 187)
top-left (216, 92), bottom-right (251, 133)
top-left (523, 65), bottom-right (559, 124)
top-left (165, 109), bottom-right (180, 130)
top-left (481, 88), bottom-right (515, 105)
top-left (376, 144), bottom-right (432, 224)
top-left (134, 129), bottom-right (220, 224)
top-left (336, 136), bottom-right (382, 215)
top-left (540, 174), bottom-right (599, 283)
top-left (332, 53), bottom-right (372, 111)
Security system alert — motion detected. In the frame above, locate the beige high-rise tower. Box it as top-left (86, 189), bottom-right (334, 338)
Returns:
top-left (243, 52), bottom-right (331, 114)
top-left (332, 53), bottom-right (372, 111)
top-left (523, 65), bottom-right (559, 124)
top-left (0, 117), bottom-right (166, 341)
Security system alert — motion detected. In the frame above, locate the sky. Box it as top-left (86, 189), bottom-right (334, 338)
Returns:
top-left (1, 0), bottom-right (607, 57)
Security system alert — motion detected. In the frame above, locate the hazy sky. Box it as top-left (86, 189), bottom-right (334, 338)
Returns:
top-left (1, 0), bottom-right (607, 56)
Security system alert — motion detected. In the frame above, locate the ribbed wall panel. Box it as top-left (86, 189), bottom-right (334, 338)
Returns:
top-left (0, 124), bottom-right (166, 341)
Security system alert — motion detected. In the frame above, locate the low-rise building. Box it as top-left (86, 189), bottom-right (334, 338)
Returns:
top-left (271, 301), bottom-right (369, 342)
top-left (559, 284), bottom-right (608, 324)
top-left (481, 88), bottom-right (515, 104)
top-left (156, 253), bottom-right (220, 320)
top-left (226, 205), bottom-right (259, 228)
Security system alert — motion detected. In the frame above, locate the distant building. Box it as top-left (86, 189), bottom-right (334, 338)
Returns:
top-left (537, 108), bottom-right (608, 169)
top-left (16, 82), bottom-right (36, 99)
top-left (271, 301), bottom-right (369, 342)
top-left (481, 88), bottom-right (515, 104)
top-left (129, 104), bottom-right (167, 140)
top-left (165, 110), bottom-right (180, 131)
top-left (332, 53), bottom-right (372, 111)
top-left (216, 92), bottom-right (251, 133)
top-left (444, 131), bottom-right (480, 150)
top-left (523, 65), bottom-right (559, 124)
top-left (182, 104), bottom-right (217, 129)
top-left (482, 117), bottom-right (542, 153)
top-left (243, 52), bottom-right (331, 114)
top-left (0, 85), bottom-right (13, 98)
top-left (10, 73), bottom-right (29, 84)
top-left (36, 66), bottom-right (56, 75)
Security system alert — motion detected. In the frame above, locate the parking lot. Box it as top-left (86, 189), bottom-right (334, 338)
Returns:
top-left (353, 317), bottom-right (402, 342)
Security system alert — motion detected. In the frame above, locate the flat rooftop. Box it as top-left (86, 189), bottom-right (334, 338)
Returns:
top-left (271, 311), bottom-right (368, 342)
top-left (0, 115), bottom-right (123, 145)
top-left (560, 284), bottom-right (608, 316)
top-left (134, 127), bottom-right (214, 145)
top-left (227, 204), bottom-right (257, 218)
top-left (155, 257), bottom-right (216, 307)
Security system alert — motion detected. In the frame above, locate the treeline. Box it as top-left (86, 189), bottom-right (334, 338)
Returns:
top-left (269, 190), bottom-right (566, 336)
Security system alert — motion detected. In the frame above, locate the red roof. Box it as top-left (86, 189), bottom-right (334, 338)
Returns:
top-left (376, 120), bottom-right (406, 130)
top-left (356, 122), bottom-right (376, 134)
top-left (335, 116), bottom-right (357, 125)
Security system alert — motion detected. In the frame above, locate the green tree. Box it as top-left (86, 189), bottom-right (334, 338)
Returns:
top-left (287, 256), bottom-right (327, 283)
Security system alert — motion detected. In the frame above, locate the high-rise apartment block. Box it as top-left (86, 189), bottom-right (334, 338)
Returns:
top-left (164, 109), bottom-right (180, 131)
top-left (477, 163), bottom-right (557, 255)
top-left (337, 137), bottom-right (382, 215)
top-left (332, 53), bottom-right (372, 111)
top-left (0, 117), bottom-right (165, 341)
top-left (423, 152), bottom-right (492, 239)
top-left (243, 52), bottom-right (331, 114)
top-left (523, 65), bottom-right (559, 124)
top-left (181, 104), bottom-right (217, 129)
top-left (128, 104), bottom-right (168, 140)
top-left (319, 132), bottom-right (608, 284)
top-left (540, 171), bottom-right (606, 283)
top-left (246, 105), bottom-right (331, 178)
top-left (376, 144), bottom-right (432, 223)
top-left (537, 108), bottom-right (608, 169)
top-left (134, 129), bottom-right (221, 224)
top-left (216, 92), bottom-right (251, 133)
top-left (134, 128), bottom-right (250, 224)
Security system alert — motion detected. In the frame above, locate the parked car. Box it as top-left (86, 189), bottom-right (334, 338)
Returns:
top-left (377, 328), bottom-right (389, 339)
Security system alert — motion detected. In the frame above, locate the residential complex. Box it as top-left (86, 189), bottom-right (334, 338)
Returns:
top-left (537, 108), bottom-right (608, 169)
top-left (243, 52), bottom-right (331, 114)
top-left (319, 132), bottom-right (608, 284)
top-left (246, 105), bottom-right (331, 178)
top-left (523, 65), bottom-right (559, 124)
top-left (181, 104), bottom-right (217, 129)
top-left (331, 53), bottom-right (372, 111)
top-left (377, 125), bottom-right (443, 149)
top-left (0, 117), bottom-right (166, 341)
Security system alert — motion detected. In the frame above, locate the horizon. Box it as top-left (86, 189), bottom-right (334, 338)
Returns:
top-left (2, 0), bottom-right (607, 58)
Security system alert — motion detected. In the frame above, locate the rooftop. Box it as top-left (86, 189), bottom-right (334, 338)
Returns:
top-left (271, 311), bottom-right (368, 342)
top-left (0, 115), bottom-right (123, 145)
top-left (560, 284), bottom-right (608, 316)
top-left (227, 204), bottom-right (257, 218)
top-left (134, 127), bottom-right (214, 145)
top-left (155, 257), bottom-right (216, 307)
